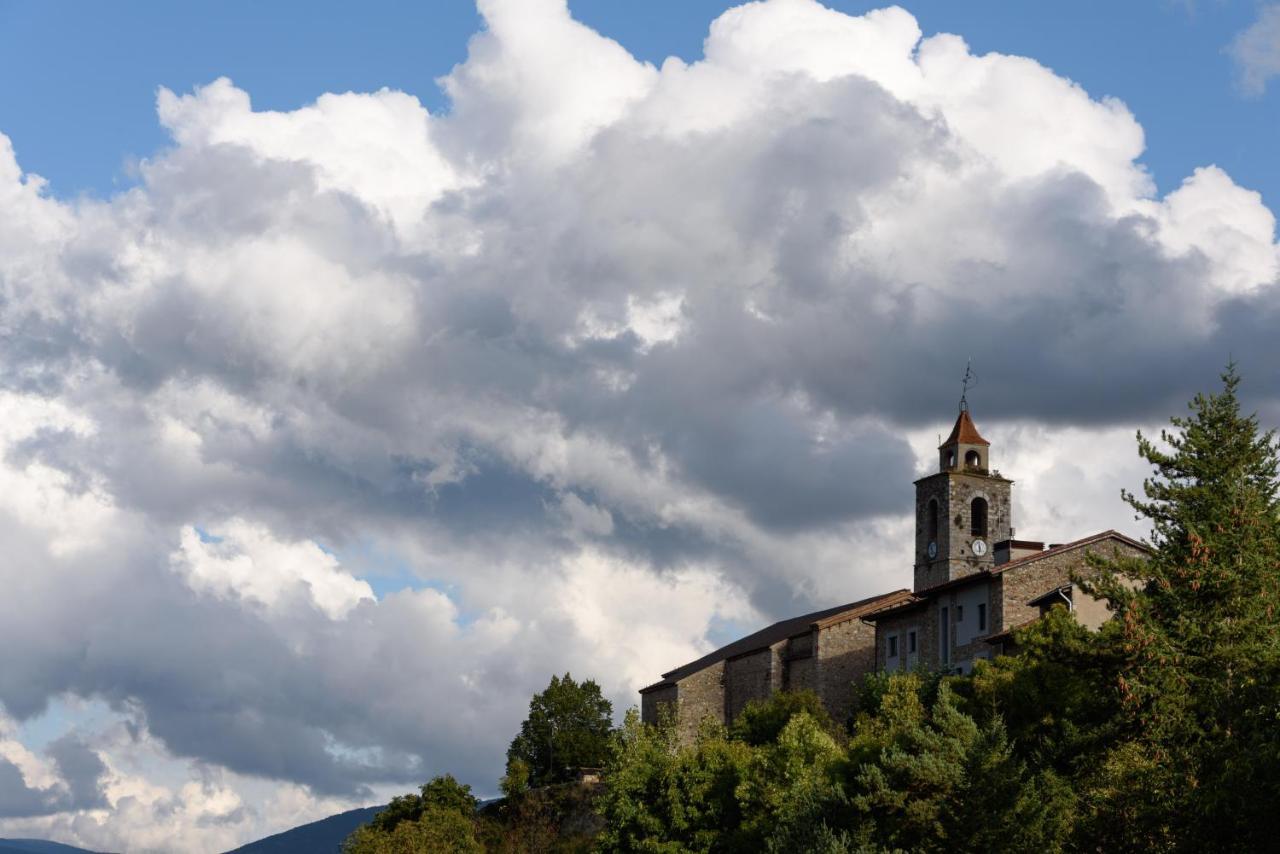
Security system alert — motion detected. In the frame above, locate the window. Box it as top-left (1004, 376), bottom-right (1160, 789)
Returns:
top-left (956, 604), bottom-right (964, 622)
top-left (908, 631), bottom-right (917, 654)
top-left (971, 497), bottom-right (988, 537)
top-left (965, 449), bottom-right (981, 468)
top-left (927, 499), bottom-right (939, 542)
top-left (939, 607), bottom-right (950, 664)
top-left (978, 603), bottom-right (987, 632)
top-left (888, 635), bottom-right (898, 658)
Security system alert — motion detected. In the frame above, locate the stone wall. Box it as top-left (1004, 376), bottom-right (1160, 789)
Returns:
top-left (673, 660), bottom-right (725, 743)
top-left (999, 541), bottom-right (1147, 632)
top-left (914, 471), bottom-right (1012, 589)
top-left (816, 617), bottom-right (880, 724)
top-left (783, 640), bottom-right (817, 694)
top-left (640, 683), bottom-right (677, 726)
top-left (725, 647), bottom-right (775, 722)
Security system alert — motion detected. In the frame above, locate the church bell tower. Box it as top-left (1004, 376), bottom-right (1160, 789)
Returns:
top-left (913, 404), bottom-right (1012, 591)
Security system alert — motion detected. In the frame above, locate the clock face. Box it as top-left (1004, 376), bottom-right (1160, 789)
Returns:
top-left (927, 541), bottom-right (937, 559)
top-left (972, 539), bottom-right (988, 557)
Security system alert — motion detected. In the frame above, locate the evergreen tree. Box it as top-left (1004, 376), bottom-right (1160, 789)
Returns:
top-left (1087, 364), bottom-right (1280, 850)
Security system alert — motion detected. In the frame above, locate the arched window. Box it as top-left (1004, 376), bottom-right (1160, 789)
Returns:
top-left (971, 497), bottom-right (988, 537)
top-left (927, 499), bottom-right (939, 541)
top-left (965, 449), bottom-right (981, 468)
top-left (946, 450), bottom-right (956, 469)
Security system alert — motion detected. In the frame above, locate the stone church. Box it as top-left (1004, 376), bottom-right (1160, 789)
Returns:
top-left (640, 404), bottom-right (1148, 738)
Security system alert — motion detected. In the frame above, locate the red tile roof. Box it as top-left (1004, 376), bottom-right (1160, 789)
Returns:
top-left (940, 409), bottom-right (989, 447)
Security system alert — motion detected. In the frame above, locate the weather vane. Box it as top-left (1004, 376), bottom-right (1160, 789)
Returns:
top-left (959, 358), bottom-right (977, 413)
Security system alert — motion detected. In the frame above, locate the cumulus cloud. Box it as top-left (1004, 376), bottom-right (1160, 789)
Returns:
top-left (0, 0), bottom-right (1278, 849)
top-left (1229, 4), bottom-right (1280, 96)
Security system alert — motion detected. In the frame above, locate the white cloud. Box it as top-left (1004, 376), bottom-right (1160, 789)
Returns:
top-left (1229, 4), bottom-right (1280, 96)
top-left (171, 519), bottom-right (375, 620)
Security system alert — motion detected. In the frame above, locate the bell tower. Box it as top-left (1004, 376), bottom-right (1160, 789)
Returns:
top-left (913, 404), bottom-right (1012, 591)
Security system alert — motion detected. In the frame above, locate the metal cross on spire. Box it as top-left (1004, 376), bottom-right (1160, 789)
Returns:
top-left (959, 358), bottom-right (977, 412)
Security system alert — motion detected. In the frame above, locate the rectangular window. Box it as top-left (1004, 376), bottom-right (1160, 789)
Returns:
top-left (940, 607), bottom-right (950, 664)
top-left (908, 631), bottom-right (917, 654)
top-left (956, 604), bottom-right (964, 622)
top-left (888, 635), bottom-right (898, 658)
top-left (978, 603), bottom-right (987, 632)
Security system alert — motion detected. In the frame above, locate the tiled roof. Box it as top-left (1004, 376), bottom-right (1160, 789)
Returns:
top-left (639, 588), bottom-right (912, 694)
top-left (939, 409), bottom-right (989, 447)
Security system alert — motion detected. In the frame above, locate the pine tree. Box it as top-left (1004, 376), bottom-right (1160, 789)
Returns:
top-left (1087, 364), bottom-right (1280, 850)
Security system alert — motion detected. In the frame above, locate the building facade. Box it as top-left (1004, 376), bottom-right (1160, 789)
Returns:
top-left (640, 404), bottom-right (1148, 734)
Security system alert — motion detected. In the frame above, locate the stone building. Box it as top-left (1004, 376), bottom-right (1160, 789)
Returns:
top-left (640, 403), bottom-right (1149, 733)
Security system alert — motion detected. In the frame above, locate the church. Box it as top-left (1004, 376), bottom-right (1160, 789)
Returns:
top-left (639, 403), bottom-right (1147, 739)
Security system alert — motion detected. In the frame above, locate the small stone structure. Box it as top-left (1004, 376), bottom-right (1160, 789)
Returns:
top-left (641, 403), bottom-right (1149, 736)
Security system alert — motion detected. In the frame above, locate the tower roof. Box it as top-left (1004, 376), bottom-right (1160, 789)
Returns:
top-left (939, 409), bottom-right (989, 448)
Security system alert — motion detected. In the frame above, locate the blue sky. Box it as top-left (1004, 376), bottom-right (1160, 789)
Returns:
top-left (1, 1), bottom-right (1276, 204)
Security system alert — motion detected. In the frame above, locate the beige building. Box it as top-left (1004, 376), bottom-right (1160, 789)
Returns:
top-left (640, 405), bottom-right (1148, 732)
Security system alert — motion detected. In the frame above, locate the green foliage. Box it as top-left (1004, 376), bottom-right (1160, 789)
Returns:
top-left (595, 709), bottom-right (753, 852)
top-left (344, 804), bottom-right (483, 854)
top-left (840, 673), bottom-right (1073, 853)
top-left (728, 689), bottom-right (840, 746)
top-left (500, 757), bottom-right (531, 800)
top-left (1083, 364), bottom-right (1280, 850)
top-left (367, 774), bottom-right (477, 835)
top-left (508, 673), bottom-right (614, 788)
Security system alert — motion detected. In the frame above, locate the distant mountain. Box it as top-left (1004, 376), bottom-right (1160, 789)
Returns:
top-left (0, 841), bottom-right (106, 854)
top-left (224, 805), bottom-right (382, 854)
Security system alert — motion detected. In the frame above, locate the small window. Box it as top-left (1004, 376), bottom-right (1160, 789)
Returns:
top-left (978, 603), bottom-right (987, 632)
top-left (965, 449), bottom-right (981, 468)
top-left (939, 607), bottom-right (950, 664)
top-left (888, 635), bottom-right (898, 658)
top-left (956, 604), bottom-right (963, 622)
top-left (971, 497), bottom-right (989, 537)
top-left (908, 631), bottom-right (917, 654)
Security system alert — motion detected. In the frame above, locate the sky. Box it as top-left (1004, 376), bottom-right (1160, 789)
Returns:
top-left (0, 0), bottom-right (1277, 850)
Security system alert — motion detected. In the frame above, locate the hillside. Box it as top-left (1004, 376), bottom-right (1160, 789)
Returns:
top-left (0, 841), bottom-right (106, 854)
top-left (224, 806), bottom-right (382, 854)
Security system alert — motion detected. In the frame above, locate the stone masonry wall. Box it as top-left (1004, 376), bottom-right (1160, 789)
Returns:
top-left (998, 541), bottom-right (1147, 633)
top-left (725, 648), bottom-right (774, 723)
top-left (914, 472), bottom-right (1012, 589)
top-left (816, 616), bottom-right (880, 724)
top-left (783, 646), bottom-right (817, 694)
top-left (640, 684), bottom-right (677, 726)
top-left (673, 661), bottom-right (725, 743)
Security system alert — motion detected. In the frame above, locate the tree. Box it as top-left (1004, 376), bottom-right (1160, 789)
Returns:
top-left (506, 673), bottom-right (613, 788)
top-left (366, 774), bottom-right (478, 835)
top-left (595, 709), bottom-right (752, 853)
top-left (1085, 364), bottom-right (1280, 850)
top-left (836, 672), bottom-right (1074, 853)
top-left (728, 689), bottom-right (840, 746)
top-left (344, 806), bottom-right (482, 854)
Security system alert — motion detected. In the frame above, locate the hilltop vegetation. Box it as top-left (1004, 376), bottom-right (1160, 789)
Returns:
top-left (345, 366), bottom-right (1280, 853)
